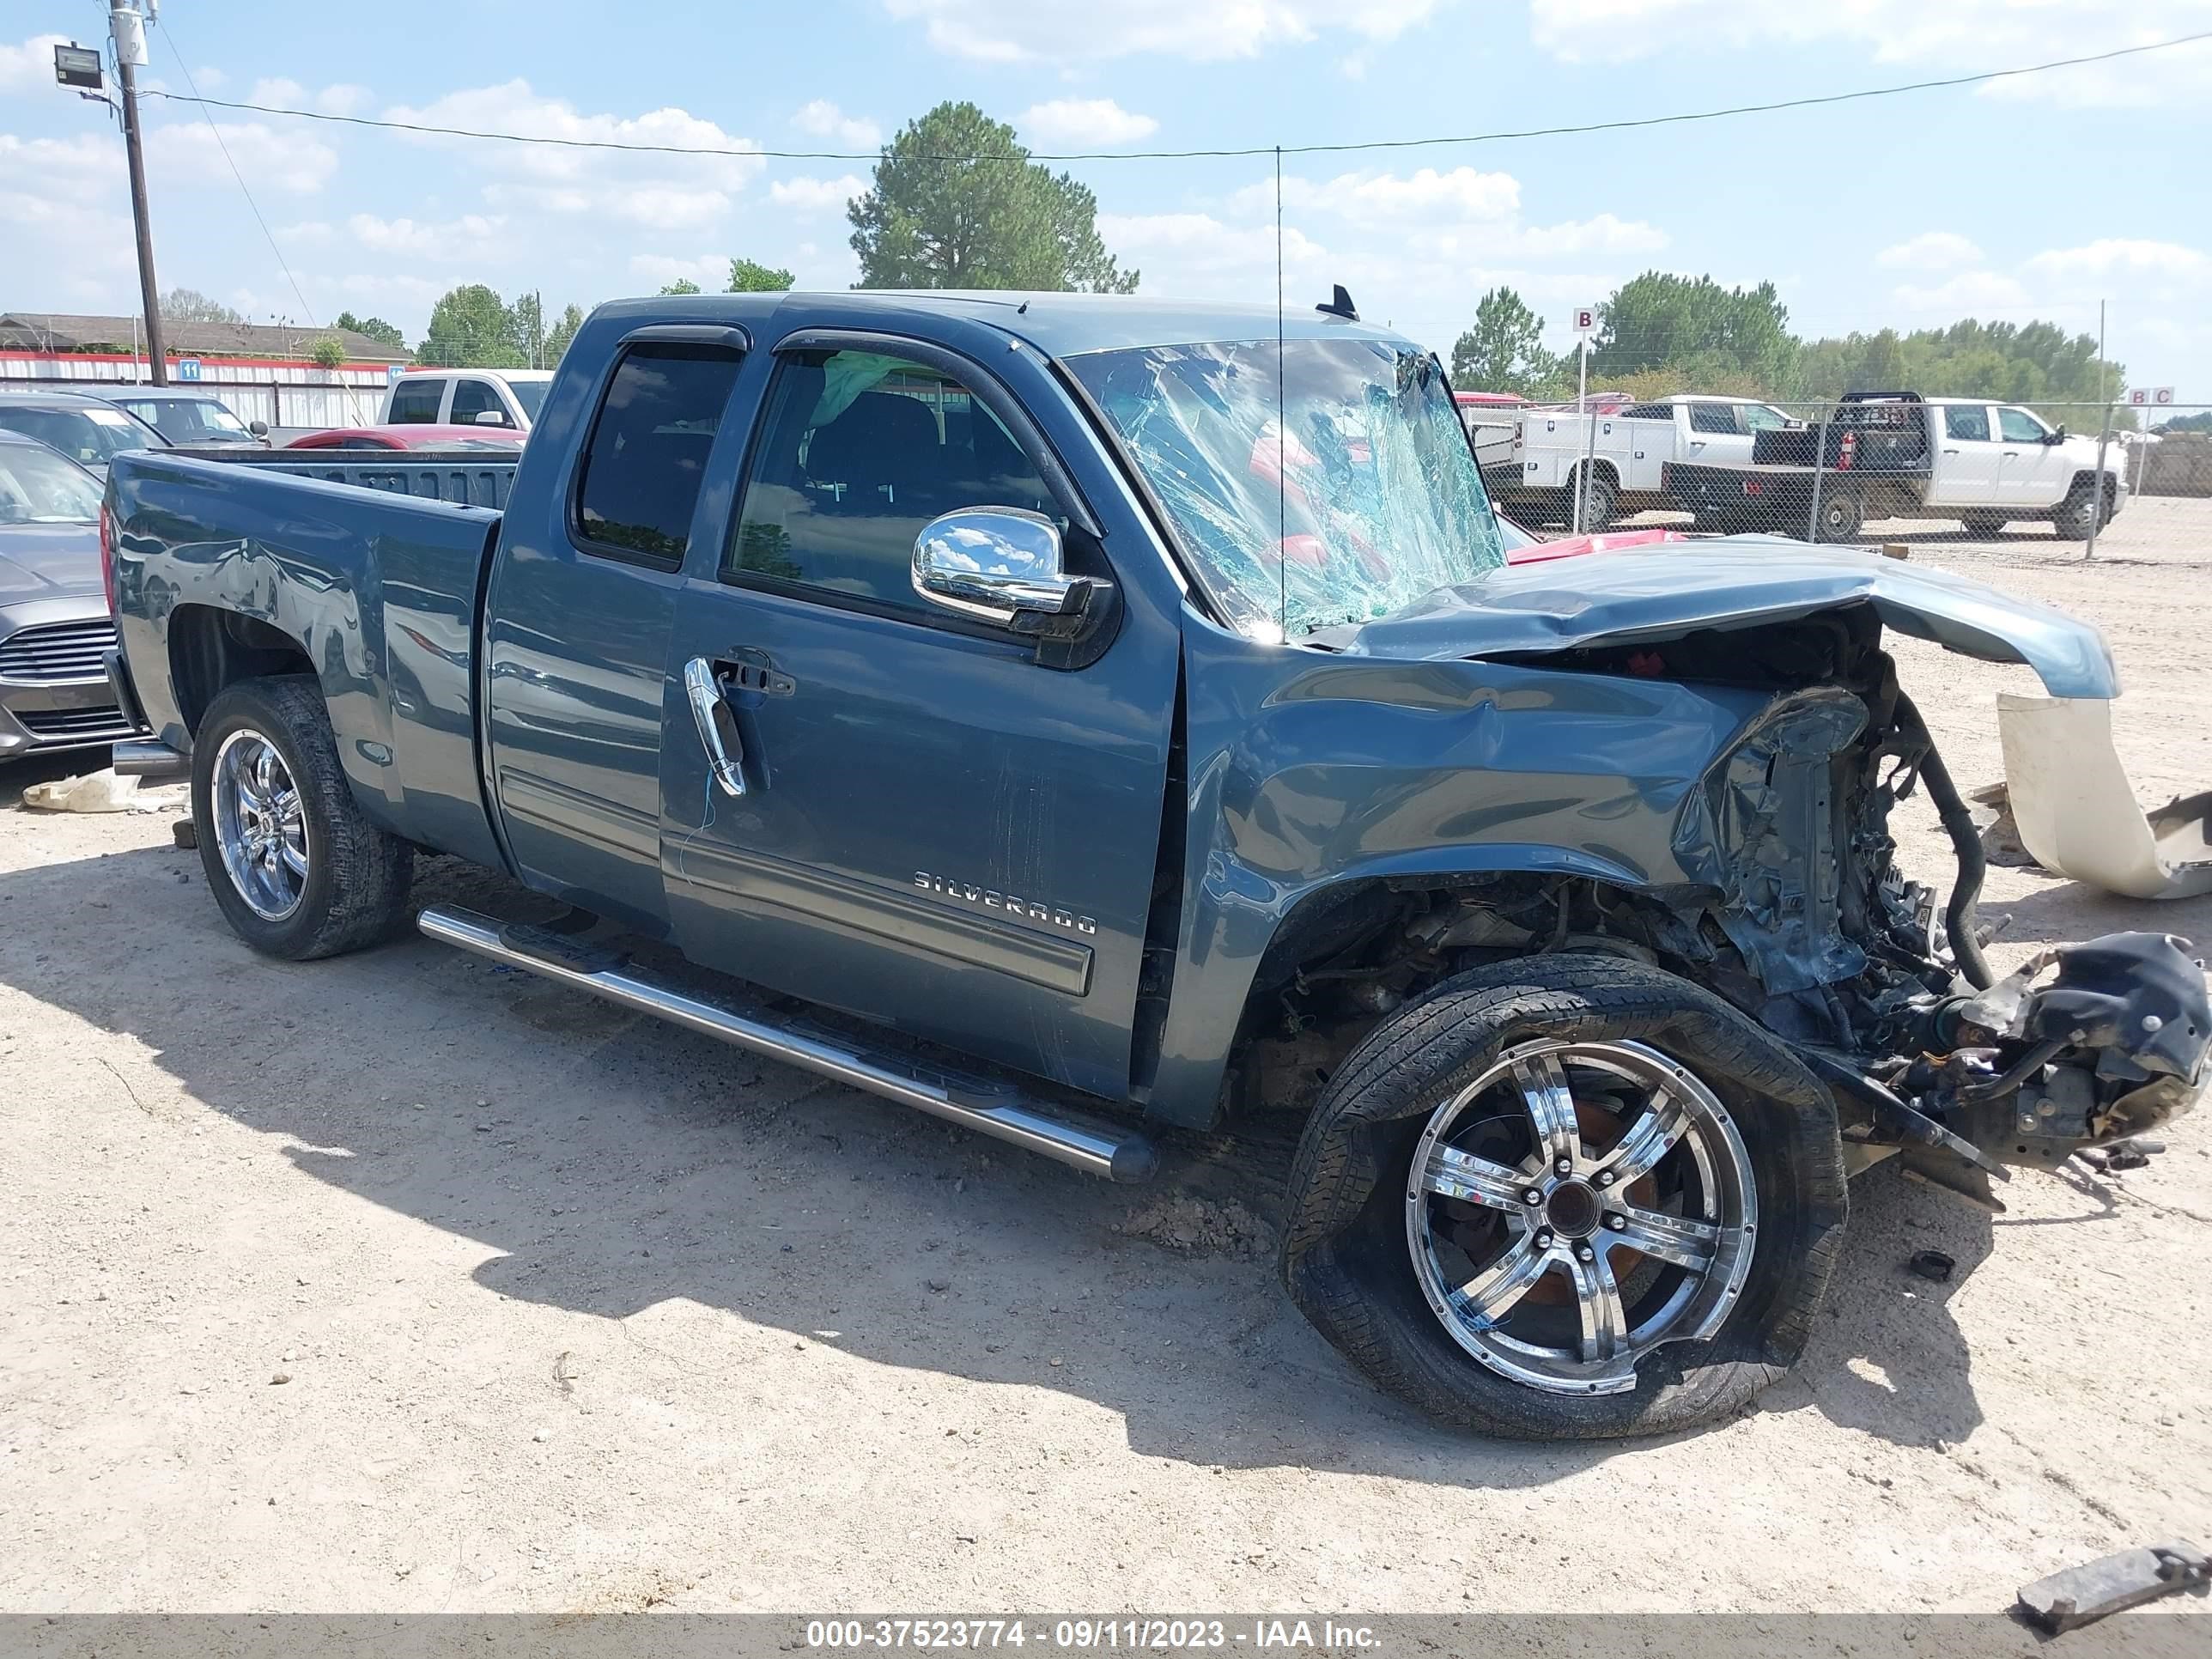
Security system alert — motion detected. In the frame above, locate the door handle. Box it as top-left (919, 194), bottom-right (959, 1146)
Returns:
top-left (1942, 448), bottom-right (1960, 455)
top-left (683, 656), bottom-right (748, 798)
top-left (2002, 450), bottom-right (2021, 458)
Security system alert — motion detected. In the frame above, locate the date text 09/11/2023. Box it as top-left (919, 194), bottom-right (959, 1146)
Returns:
top-left (804, 1620), bottom-right (1382, 1651)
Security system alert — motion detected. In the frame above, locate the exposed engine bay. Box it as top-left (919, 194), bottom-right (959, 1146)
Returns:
top-left (1242, 605), bottom-right (2210, 1208)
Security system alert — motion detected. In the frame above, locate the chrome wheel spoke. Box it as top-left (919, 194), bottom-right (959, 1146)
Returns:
top-left (211, 727), bottom-right (307, 922)
top-left (1510, 1049), bottom-right (1583, 1170)
top-left (1406, 1038), bottom-right (1759, 1401)
top-left (1424, 1145), bottom-right (1530, 1213)
top-left (1606, 1203), bottom-right (1720, 1272)
top-left (1596, 1088), bottom-right (1692, 1185)
top-left (1567, 1249), bottom-right (1629, 1365)
top-left (1455, 1237), bottom-right (1549, 1326)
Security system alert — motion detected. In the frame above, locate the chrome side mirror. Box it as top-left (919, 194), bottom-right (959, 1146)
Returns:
top-left (912, 507), bottom-right (1103, 635)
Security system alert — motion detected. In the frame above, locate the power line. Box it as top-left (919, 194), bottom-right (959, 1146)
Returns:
top-left (155, 25), bottom-right (320, 328)
top-left (134, 29), bottom-right (2212, 165)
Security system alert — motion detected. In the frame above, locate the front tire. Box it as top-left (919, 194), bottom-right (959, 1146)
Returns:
top-left (1960, 511), bottom-right (2009, 538)
top-left (2052, 484), bottom-right (2106, 540)
top-left (1279, 957), bottom-right (1846, 1439)
top-left (191, 676), bottom-right (414, 959)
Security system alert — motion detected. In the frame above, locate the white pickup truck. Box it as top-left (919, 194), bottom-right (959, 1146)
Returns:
top-left (1663, 393), bottom-right (2128, 541)
top-left (378, 368), bottom-right (553, 433)
top-left (1485, 394), bottom-right (1792, 529)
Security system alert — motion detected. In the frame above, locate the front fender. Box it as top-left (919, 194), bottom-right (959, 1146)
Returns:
top-left (1142, 619), bottom-right (1770, 1127)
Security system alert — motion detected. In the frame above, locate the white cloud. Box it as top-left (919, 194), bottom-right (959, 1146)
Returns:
top-left (1893, 271), bottom-right (2032, 312)
top-left (628, 252), bottom-right (733, 289)
top-left (1238, 165), bottom-right (1522, 226)
top-left (192, 65), bottom-right (228, 92)
top-left (882, 0), bottom-right (1455, 62)
top-left (1525, 0), bottom-right (2212, 106)
top-left (1876, 231), bottom-right (1984, 271)
top-left (2026, 239), bottom-right (2212, 283)
top-left (1018, 98), bottom-right (1160, 148)
top-left (276, 220), bottom-right (337, 246)
top-left (1098, 210), bottom-right (1329, 284)
top-left (147, 121), bottom-right (339, 194)
top-left (791, 100), bottom-right (881, 149)
top-left (0, 33), bottom-right (67, 94)
top-left (383, 80), bottom-right (763, 191)
top-left (347, 212), bottom-right (507, 256)
top-left (245, 77), bottom-right (370, 116)
top-left (769, 173), bottom-right (867, 213)
top-left (1500, 213), bottom-right (1668, 258)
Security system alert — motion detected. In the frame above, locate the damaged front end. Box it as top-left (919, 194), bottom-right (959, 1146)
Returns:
top-left (1621, 613), bottom-right (2209, 1208)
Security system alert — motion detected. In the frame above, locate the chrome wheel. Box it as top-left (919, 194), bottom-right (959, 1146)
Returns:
top-left (1405, 1038), bottom-right (1758, 1397)
top-left (211, 726), bottom-right (308, 922)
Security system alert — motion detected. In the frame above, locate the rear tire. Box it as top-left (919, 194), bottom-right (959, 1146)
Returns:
top-left (191, 676), bottom-right (414, 960)
top-left (1960, 511), bottom-right (2009, 538)
top-left (1571, 470), bottom-right (1618, 532)
top-left (1279, 956), bottom-right (1846, 1440)
top-left (1812, 489), bottom-right (1863, 543)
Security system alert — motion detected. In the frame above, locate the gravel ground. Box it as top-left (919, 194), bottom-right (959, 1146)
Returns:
top-left (2, 500), bottom-right (2208, 1616)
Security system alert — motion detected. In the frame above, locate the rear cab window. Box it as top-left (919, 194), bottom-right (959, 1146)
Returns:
top-left (569, 343), bottom-right (744, 565)
top-left (388, 380), bottom-right (445, 422)
top-left (1943, 405), bottom-right (1992, 441)
top-left (450, 379), bottom-right (511, 428)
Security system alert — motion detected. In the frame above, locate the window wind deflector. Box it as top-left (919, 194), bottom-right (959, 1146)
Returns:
top-left (620, 324), bottom-right (751, 353)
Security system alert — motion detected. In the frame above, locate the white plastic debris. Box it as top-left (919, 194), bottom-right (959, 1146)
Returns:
top-left (1997, 693), bottom-right (2212, 900)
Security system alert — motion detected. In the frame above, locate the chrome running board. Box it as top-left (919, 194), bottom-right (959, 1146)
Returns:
top-left (416, 904), bottom-right (1159, 1182)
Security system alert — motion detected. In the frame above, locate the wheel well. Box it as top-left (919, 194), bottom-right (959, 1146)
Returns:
top-left (2067, 470), bottom-right (2118, 502)
top-left (168, 605), bottom-right (315, 734)
top-left (1570, 459), bottom-right (1621, 488)
top-left (1224, 873), bottom-right (1711, 1123)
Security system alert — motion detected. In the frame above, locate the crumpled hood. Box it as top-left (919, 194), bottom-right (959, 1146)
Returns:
top-left (0, 523), bottom-right (102, 606)
top-left (1337, 538), bottom-right (2118, 699)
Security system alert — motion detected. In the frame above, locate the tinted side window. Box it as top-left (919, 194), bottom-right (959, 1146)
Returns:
top-left (1688, 403), bottom-right (1739, 434)
top-left (388, 380), bottom-right (443, 422)
top-left (1943, 405), bottom-right (1991, 441)
top-left (1996, 406), bottom-right (2047, 442)
top-left (727, 349), bottom-right (1055, 612)
top-left (572, 343), bottom-right (743, 564)
top-left (450, 380), bottom-right (508, 426)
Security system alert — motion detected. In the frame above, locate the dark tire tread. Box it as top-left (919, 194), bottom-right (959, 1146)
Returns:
top-left (1279, 955), bottom-right (1847, 1441)
top-left (191, 675), bottom-right (414, 960)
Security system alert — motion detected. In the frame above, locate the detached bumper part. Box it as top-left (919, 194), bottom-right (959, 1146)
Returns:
top-left (1999, 693), bottom-right (2212, 899)
top-left (2017, 1538), bottom-right (2209, 1633)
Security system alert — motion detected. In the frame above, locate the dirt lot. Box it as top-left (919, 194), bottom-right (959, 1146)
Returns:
top-left (3, 500), bottom-right (2209, 1615)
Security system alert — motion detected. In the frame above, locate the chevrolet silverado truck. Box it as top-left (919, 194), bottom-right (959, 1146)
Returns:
top-left (105, 292), bottom-right (2206, 1441)
top-left (1665, 391), bottom-right (2129, 542)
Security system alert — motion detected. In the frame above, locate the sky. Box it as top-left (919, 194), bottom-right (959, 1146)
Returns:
top-left (2, 0), bottom-right (2209, 403)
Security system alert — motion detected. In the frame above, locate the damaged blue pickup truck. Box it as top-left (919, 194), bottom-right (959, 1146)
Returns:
top-left (105, 291), bottom-right (2206, 1439)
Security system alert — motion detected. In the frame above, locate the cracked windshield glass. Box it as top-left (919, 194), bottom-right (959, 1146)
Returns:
top-left (1067, 337), bottom-right (1504, 639)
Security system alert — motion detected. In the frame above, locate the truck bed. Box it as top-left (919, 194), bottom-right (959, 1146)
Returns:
top-left (106, 451), bottom-right (507, 866)
top-left (168, 446), bottom-right (520, 509)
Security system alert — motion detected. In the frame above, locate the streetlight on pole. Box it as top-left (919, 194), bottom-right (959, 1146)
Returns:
top-left (109, 0), bottom-right (167, 385)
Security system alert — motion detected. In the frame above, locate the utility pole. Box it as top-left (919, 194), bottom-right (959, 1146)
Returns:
top-left (111, 0), bottom-right (167, 385)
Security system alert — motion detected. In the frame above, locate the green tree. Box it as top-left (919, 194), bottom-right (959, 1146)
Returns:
top-left (416, 284), bottom-right (526, 368)
top-left (848, 101), bottom-right (1137, 293)
top-left (333, 311), bottom-right (404, 350)
top-left (1449, 287), bottom-right (1560, 396)
top-left (545, 303), bottom-right (587, 363)
top-left (1593, 272), bottom-right (1796, 390)
top-left (726, 258), bottom-right (793, 292)
top-left (507, 291), bottom-right (545, 366)
top-left (160, 287), bottom-right (243, 325)
top-left (659, 278), bottom-right (703, 295)
top-left (2159, 410), bottom-right (2212, 434)
top-left (309, 334), bottom-right (348, 370)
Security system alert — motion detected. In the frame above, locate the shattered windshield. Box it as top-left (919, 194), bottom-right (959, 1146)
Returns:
top-left (1067, 337), bottom-right (1504, 640)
